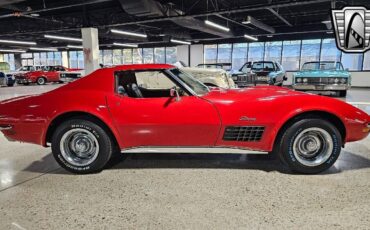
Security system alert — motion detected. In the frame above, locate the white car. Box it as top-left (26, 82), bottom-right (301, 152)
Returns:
top-left (174, 62), bottom-right (236, 88)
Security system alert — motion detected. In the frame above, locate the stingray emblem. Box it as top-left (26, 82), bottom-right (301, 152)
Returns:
top-left (331, 6), bottom-right (370, 52)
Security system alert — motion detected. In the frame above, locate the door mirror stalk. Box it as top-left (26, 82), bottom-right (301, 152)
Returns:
top-left (170, 87), bottom-right (181, 102)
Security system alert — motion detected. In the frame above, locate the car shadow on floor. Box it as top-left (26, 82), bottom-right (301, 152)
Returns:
top-left (22, 150), bottom-right (370, 175)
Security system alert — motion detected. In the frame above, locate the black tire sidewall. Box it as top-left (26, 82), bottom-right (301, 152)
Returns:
top-left (280, 119), bottom-right (342, 174)
top-left (51, 119), bottom-right (113, 174)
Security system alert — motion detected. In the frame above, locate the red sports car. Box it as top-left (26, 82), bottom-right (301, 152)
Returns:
top-left (0, 64), bottom-right (369, 174)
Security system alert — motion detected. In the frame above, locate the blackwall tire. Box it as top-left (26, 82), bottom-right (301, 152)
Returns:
top-left (37, 77), bottom-right (46, 85)
top-left (51, 119), bottom-right (114, 174)
top-left (278, 119), bottom-right (342, 174)
top-left (339, 90), bottom-right (347, 97)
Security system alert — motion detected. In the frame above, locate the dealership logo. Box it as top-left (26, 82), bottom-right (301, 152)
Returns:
top-left (331, 6), bottom-right (370, 53)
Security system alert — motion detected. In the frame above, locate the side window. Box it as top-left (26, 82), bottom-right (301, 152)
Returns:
top-left (136, 71), bottom-right (176, 90)
top-left (115, 70), bottom-right (186, 99)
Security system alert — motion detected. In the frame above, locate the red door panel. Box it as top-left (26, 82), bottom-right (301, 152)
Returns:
top-left (107, 95), bottom-right (221, 148)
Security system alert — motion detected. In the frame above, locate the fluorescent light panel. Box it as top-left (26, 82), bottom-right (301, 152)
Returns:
top-left (67, 45), bottom-right (83, 49)
top-left (0, 39), bottom-right (36, 45)
top-left (111, 29), bottom-right (147, 38)
top-left (113, 42), bottom-right (138, 48)
top-left (44, 34), bottom-right (82, 42)
top-left (29, 47), bottom-right (58, 52)
top-left (244, 34), bottom-right (258, 41)
top-left (0, 49), bottom-right (26, 53)
top-left (204, 20), bottom-right (230, 32)
top-left (171, 39), bottom-right (191, 45)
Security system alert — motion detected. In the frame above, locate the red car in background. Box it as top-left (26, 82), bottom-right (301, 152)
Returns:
top-left (16, 65), bottom-right (83, 85)
top-left (0, 64), bottom-right (369, 174)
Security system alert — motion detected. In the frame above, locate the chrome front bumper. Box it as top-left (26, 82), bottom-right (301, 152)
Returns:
top-left (293, 84), bottom-right (350, 91)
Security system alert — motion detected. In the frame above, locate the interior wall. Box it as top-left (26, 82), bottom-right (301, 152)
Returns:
top-left (190, 44), bottom-right (204, 67)
top-left (176, 45), bottom-right (189, 66)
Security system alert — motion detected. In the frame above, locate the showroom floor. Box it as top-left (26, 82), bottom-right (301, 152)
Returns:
top-left (0, 85), bottom-right (369, 229)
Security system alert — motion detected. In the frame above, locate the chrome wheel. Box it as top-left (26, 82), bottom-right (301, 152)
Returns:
top-left (60, 128), bottom-right (99, 166)
top-left (37, 78), bottom-right (45, 85)
top-left (292, 127), bottom-right (333, 167)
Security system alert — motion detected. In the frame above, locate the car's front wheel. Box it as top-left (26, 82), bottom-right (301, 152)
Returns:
top-left (51, 119), bottom-right (114, 174)
top-left (277, 118), bottom-right (342, 174)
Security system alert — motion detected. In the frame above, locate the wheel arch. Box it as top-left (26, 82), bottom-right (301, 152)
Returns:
top-left (273, 110), bottom-right (346, 150)
top-left (44, 111), bottom-right (120, 149)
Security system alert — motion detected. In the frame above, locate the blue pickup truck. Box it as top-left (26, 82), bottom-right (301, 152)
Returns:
top-left (0, 62), bottom-right (15, 87)
top-left (293, 61), bottom-right (351, 97)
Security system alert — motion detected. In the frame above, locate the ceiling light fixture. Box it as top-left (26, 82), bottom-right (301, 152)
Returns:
top-left (44, 34), bottom-right (82, 42)
top-left (111, 29), bottom-right (147, 38)
top-left (244, 34), bottom-right (258, 41)
top-left (0, 39), bottom-right (36, 45)
top-left (67, 45), bottom-right (83, 49)
top-left (204, 20), bottom-right (230, 32)
top-left (0, 49), bottom-right (26, 53)
top-left (170, 39), bottom-right (191, 45)
top-left (29, 47), bottom-right (58, 52)
top-left (113, 42), bottom-right (138, 48)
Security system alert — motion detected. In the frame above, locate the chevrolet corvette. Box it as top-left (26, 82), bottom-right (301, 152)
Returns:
top-left (0, 64), bottom-right (369, 174)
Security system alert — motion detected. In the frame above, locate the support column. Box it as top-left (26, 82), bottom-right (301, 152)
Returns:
top-left (61, 51), bottom-right (69, 68)
top-left (81, 27), bottom-right (100, 75)
top-left (14, 54), bottom-right (22, 69)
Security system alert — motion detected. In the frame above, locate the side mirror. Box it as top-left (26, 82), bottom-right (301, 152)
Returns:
top-left (117, 86), bottom-right (127, 96)
top-left (283, 76), bottom-right (288, 81)
top-left (170, 87), bottom-right (181, 102)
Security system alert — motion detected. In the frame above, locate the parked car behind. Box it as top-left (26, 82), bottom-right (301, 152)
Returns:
top-left (0, 62), bottom-right (15, 87)
top-left (229, 62), bottom-right (257, 87)
top-left (293, 61), bottom-right (351, 97)
top-left (16, 65), bottom-right (82, 85)
top-left (250, 61), bottom-right (286, 86)
top-left (174, 62), bottom-right (236, 88)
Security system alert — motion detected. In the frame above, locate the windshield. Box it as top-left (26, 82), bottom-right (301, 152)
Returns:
top-left (302, 62), bottom-right (343, 71)
top-left (169, 68), bottom-right (210, 96)
top-left (251, 62), bottom-right (275, 71)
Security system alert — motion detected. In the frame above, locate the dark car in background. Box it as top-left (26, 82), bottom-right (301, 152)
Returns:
top-left (0, 62), bottom-right (15, 87)
top-left (250, 61), bottom-right (286, 86)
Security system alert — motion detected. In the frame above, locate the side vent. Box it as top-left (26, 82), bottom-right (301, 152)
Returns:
top-left (223, 126), bottom-right (265, 142)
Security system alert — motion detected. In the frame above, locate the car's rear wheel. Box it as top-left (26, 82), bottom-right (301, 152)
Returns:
top-left (37, 77), bottom-right (46, 85)
top-left (277, 119), bottom-right (342, 174)
top-left (51, 119), bottom-right (114, 174)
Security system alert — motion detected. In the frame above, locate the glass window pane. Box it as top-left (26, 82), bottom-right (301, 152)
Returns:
top-left (113, 49), bottom-right (122, 65)
top-left (40, 52), bottom-right (47, 66)
top-left (54, 52), bottom-right (62, 65)
top-left (165, 47), bottom-right (177, 64)
top-left (217, 44), bottom-right (232, 63)
top-left (282, 40), bottom-right (301, 71)
top-left (103, 50), bottom-right (113, 65)
top-left (143, 48), bottom-right (154, 64)
top-left (363, 51), bottom-right (370, 70)
top-left (99, 50), bottom-right (103, 64)
top-left (204, 44), bottom-right (217, 64)
top-left (47, 52), bottom-right (54, 65)
top-left (341, 53), bottom-right (363, 71)
top-left (77, 51), bottom-right (84, 69)
top-left (232, 43), bottom-right (248, 70)
top-left (34, 53), bottom-right (40, 66)
top-left (21, 53), bottom-right (33, 59)
top-left (123, 49), bottom-right (133, 64)
top-left (154, 47), bottom-right (165, 63)
top-left (264, 41), bottom-right (282, 63)
top-left (320, 38), bottom-right (341, 62)
top-left (248, 42), bottom-right (264, 62)
top-left (69, 51), bottom-right (78, 68)
top-left (300, 39), bottom-right (321, 68)
top-left (133, 48), bottom-right (143, 64)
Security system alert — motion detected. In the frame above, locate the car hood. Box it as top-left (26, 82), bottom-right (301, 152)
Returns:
top-left (295, 70), bottom-right (349, 77)
top-left (202, 86), bottom-right (305, 103)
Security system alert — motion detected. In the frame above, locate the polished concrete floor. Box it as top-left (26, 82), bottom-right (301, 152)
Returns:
top-left (0, 84), bottom-right (369, 229)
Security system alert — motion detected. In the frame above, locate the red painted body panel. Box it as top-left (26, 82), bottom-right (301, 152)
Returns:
top-left (0, 64), bottom-right (369, 152)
